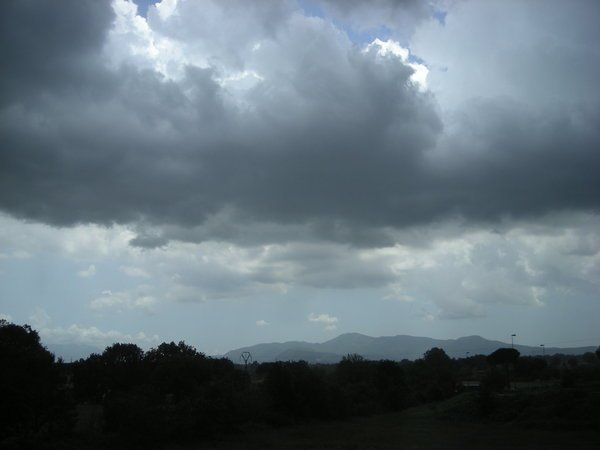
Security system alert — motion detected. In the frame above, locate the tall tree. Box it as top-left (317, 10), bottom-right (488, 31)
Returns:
top-left (487, 348), bottom-right (520, 389)
top-left (0, 320), bottom-right (69, 438)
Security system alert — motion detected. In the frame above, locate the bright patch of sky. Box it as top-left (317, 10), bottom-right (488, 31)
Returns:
top-left (132, 0), bottom-right (158, 18)
top-left (365, 38), bottom-right (429, 90)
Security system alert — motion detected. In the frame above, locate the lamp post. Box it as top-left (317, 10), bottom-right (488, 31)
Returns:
top-left (511, 334), bottom-right (516, 349)
top-left (540, 344), bottom-right (545, 356)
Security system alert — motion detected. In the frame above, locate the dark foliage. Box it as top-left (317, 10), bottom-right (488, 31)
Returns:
top-left (486, 348), bottom-right (520, 390)
top-left (481, 368), bottom-right (507, 393)
top-left (3, 322), bottom-right (600, 447)
top-left (405, 347), bottom-right (457, 403)
top-left (515, 356), bottom-right (547, 379)
top-left (0, 320), bottom-right (73, 442)
top-left (487, 348), bottom-right (520, 366)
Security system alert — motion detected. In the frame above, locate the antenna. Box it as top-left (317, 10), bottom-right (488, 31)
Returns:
top-left (240, 351), bottom-right (252, 369)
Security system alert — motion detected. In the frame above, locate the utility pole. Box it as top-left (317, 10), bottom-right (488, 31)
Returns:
top-left (511, 334), bottom-right (516, 349)
top-left (540, 344), bottom-right (545, 356)
top-left (240, 351), bottom-right (252, 370)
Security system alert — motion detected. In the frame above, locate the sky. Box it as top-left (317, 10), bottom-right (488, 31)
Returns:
top-left (1, 0), bottom-right (599, 356)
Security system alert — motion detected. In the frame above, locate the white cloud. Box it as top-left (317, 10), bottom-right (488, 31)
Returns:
top-left (365, 38), bottom-right (429, 90)
top-left (29, 307), bottom-right (52, 328)
top-left (366, 38), bottom-right (409, 60)
top-left (256, 319), bottom-right (269, 327)
top-left (120, 265), bottom-right (150, 278)
top-left (90, 288), bottom-right (157, 314)
top-left (411, 0), bottom-right (600, 110)
top-left (0, 213), bottom-right (135, 260)
top-left (39, 323), bottom-right (160, 349)
top-left (379, 215), bottom-right (600, 319)
top-left (77, 264), bottom-right (96, 278)
top-left (154, 0), bottom-right (179, 21)
top-left (20, 308), bottom-right (159, 349)
top-left (308, 313), bottom-right (339, 330)
top-left (2, 210), bottom-right (599, 324)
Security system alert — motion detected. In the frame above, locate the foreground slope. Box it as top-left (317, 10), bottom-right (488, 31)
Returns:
top-left (209, 393), bottom-right (600, 450)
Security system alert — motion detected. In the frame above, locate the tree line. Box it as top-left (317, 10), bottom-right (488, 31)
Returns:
top-left (1, 319), bottom-right (599, 448)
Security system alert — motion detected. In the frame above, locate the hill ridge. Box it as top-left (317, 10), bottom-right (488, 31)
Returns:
top-left (224, 332), bottom-right (596, 363)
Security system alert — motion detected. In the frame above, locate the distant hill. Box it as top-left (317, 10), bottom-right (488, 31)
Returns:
top-left (224, 333), bottom-right (596, 363)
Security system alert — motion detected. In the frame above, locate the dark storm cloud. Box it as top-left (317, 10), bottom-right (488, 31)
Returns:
top-left (431, 100), bottom-right (600, 222)
top-left (0, 0), bottom-right (115, 105)
top-left (1, 0), bottom-right (599, 247)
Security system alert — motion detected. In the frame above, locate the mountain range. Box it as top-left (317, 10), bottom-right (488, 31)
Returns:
top-left (224, 333), bottom-right (597, 363)
top-left (44, 333), bottom-right (596, 363)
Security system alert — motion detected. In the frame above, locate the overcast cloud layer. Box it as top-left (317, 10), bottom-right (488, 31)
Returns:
top-left (1, 0), bottom-right (599, 352)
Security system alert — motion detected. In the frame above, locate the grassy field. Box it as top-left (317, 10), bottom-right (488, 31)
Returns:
top-left (15, 389), bottom-right (599, 449)
top-left (188, 393), bottom-right (600, 450)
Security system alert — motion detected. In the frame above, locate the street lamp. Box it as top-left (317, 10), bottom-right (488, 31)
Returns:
top-left (540, 344), bottom-right (545, 356)
top-left (511, 334), bottom-right (516, 349)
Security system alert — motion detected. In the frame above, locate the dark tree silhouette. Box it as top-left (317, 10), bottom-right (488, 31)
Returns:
top-left (337, 353), bottom-right (369, 384)
top-left (419, 347), bottom-right (456, 400)
top-left (487, 348), bottom-right (520, 366)
top-left (73, 342), bottom-right (145, 400)
top-left (0, 320), bottom-right (71, 438)
top-left (102, 343), bottom-right (144, 392)
top-left (144, 341), bottom-right (209, 398)
top-left (423, 347), bottom-right (452, 371)
top-left (515, 356), bottom-right (547, 379)
top-left (72, 352), bottom-right (105, 402)
top-left (259, 361), bottom-right (333, 421)
top-left (102, 342), bottom-right (144, 365)
top-left (374, 360), bottom-right (407, 411)
top-left (487, 348), bottom-right (520, 389)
